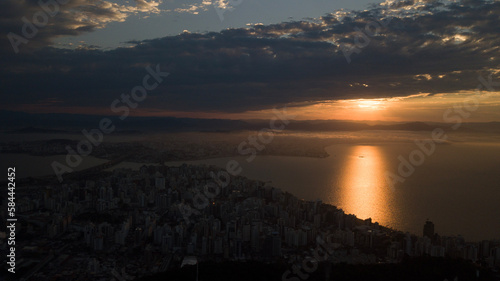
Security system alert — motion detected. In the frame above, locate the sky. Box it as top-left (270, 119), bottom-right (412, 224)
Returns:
top-left (53, 0), bottom-right (382, 49)
top-left (1, 0), bottom-right (500, 122)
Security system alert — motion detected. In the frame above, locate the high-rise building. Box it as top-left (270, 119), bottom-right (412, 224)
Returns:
top-left (423, 220), bottom-right (434, 239)
top-left (404, 232), bottom-right (412, 256)
top-left (155, 172), bottom-right (166, 190)
top-left (271, 231), bottom-right (282, 257)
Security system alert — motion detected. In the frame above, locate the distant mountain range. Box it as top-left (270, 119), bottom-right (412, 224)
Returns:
top-left (1, 110), bottom-right (500, 134)
top-left (7, 126), bottom-right (69, 134)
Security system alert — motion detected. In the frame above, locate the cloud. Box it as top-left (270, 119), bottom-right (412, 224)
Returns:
top-left (212, 0), bottom-right (242, 11)
top-left (0, 0), bottom-right (164, 53)
top-left (1, 0), bottom-right (500, 115)
top-left (174, 0), bottom-right (212, 14)
top-left (134, 0), bottom-right (162, 13)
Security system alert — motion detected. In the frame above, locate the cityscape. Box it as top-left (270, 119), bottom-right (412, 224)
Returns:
top-left (2, 0), bottom-right (500, 280)
top-left (1, 161), bottom-right (500, 280)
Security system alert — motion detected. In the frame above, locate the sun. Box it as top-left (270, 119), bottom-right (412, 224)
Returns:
top-left (356, 99), bottom-right (383, 109)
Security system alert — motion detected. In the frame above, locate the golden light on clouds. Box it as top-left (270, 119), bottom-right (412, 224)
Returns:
top-left (241, 91), bottom-right (500, 122)
top-left (25, 91), bottom-right (500, 122)
top-left (354, 99), bottom-right (385, 110)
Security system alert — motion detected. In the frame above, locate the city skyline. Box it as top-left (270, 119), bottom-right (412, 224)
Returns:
top-left (2, 0), bottom-right (500, 280)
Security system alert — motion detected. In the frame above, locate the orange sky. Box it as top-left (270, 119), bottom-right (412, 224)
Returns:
top-left (10, 91), bottom-right (500, 122)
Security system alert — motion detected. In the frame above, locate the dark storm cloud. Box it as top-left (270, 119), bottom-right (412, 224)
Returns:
top-left (0, 0), bottom-right (162, 53)
top-left (1, 0), bottom-right (500, 113)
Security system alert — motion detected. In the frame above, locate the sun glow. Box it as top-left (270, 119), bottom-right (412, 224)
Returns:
top-left (356, 99), bottom-right (384, 109)
top-left (337, 145), bottom-right (393, 223)
top-left (101, 91), bottom-right (500, 122)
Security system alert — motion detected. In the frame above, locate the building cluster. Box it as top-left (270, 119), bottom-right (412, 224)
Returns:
top-left (0, 137), bottom-right (329, 164)
top-left (0, 140), bottom-right (71, 155)
top-left (1, 164), bottom-right (499, 280)
top-left (387, 220), bottom-right (500, 268)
